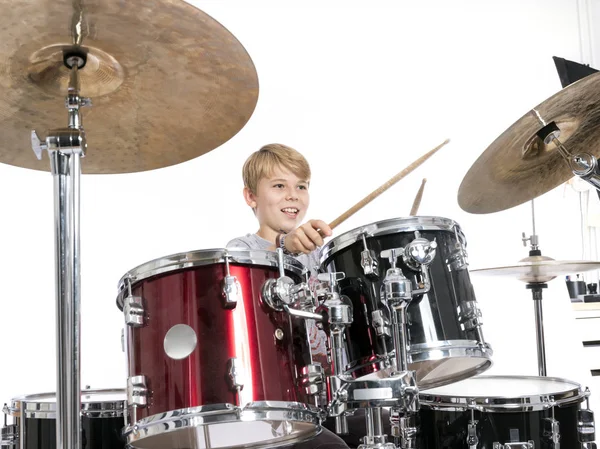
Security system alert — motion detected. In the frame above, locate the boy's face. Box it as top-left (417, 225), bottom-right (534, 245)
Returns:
top-left (244, 165), bottom-right (310, 236)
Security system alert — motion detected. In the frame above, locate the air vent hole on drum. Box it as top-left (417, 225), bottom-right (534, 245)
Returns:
top-left (164, 324), bottom-right (198, 360)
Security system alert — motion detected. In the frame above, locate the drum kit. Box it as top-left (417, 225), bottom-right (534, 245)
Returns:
top-left (1, 1), bottom-right (600, 449)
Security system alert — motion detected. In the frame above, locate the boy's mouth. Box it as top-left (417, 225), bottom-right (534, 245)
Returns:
top-left (281, 207), bottom-right (299, 218)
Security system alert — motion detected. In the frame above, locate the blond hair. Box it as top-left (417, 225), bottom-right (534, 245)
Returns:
top-left (242, 143), bottom-right (311, 193)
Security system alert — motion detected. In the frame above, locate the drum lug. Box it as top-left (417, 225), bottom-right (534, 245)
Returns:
top-left (123, 295), bottom-right (145, 327)
top-left (466, 406), bottom-right (479, 449)
top-left (542, 416), bottom-right (561, 448)
top-left (447, 225), bottom-right (469, 271)
top-left (300, 363), bottom-right (324, 396)
top-left (359, 234), bottom-right (379, 280)
top-left (221, 255), bottom-right (241, 309)
top-left (493, 442), bottom-right (534, 449)
top-left (579, 389), bottom-right (596, 444)
top-left (458, 300), bottom-right (483, 331)
top-left (371, 309), bottom-right (391, 338)
top-left (227, 358), bottom-right (245, 392)
top-left (127, 375), bottom-right (148, 408)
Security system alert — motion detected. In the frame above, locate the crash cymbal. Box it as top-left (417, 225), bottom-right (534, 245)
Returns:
top-left (458, 71), bottom-right (600, 213)
top-left (0, 0), bottom-right (259, 174)
top-left (471, 255), bottom-right (600, 283)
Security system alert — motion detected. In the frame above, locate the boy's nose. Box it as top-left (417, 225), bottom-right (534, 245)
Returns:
top-left (286, 191), bottom-right (298, 200)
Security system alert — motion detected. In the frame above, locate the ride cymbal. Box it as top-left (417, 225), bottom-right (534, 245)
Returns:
top-left (0, 0), bottom-right (259, 174)
top-left (458, 72), bottom-right (600, 213)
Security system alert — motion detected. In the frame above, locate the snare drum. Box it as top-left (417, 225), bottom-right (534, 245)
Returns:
top-left (419, 375), bottom-right (590, 448)
top-left (4, 389), bottom-right (125, 449)
top-left (319, 216), bottom-right (492, 389)
top-left (117, 249), bottom-right (322, 449)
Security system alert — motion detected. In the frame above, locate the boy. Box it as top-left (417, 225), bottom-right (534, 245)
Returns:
top-left (227, 143), bottom-right (352, 449)
top-left (227, 143), bottom-right (332, 271)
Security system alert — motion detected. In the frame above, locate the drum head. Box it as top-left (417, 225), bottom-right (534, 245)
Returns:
top-left (420, 375), bottom-right (585, 411)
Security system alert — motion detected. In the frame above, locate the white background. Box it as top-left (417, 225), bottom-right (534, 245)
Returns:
top-left (1, 0), bottom-right (600, 415)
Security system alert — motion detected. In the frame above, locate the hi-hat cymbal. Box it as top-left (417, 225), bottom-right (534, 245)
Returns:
top-left (471, 255), bottom-right (600, 283)
top-left (0, 0), bottom-right (259, 174)
top-left (458, 71), bottom-right (600, 213)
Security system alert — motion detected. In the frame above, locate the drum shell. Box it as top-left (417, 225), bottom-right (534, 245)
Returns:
top-left (320, 216), bottom-right (491, 388)
top-left (122, 256), bottom-right (312, 423)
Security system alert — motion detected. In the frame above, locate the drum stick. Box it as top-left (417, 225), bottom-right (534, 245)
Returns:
top-left (328, 139), bottom-right (449, 230)
top-left (410, 178), bottom-right (427, 216)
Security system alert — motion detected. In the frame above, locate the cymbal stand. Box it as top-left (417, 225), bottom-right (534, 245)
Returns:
top-left (380, 232), bottom-right (437, 449)
top-left (532, 108), bottom-right (600, 192)
top-left (31, 48), bottom-right (90, 449)
top-left (522, 199), bottom-right (548, 376)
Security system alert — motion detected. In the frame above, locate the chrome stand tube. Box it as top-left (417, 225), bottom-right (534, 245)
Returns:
top-left (52, 150), bottom-right (82, 449)
top-left (31, 60), bottom-right (89, 449)
top-left (528, 283), bottom-right (548, 377)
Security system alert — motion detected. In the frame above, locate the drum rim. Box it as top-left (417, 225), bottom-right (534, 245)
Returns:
top-left (419, 375), bottom-right (585, 411)
top-left (125, 401), bottom-right (321, 447)
top-left (8, 388), bottom-right (126, 418)
top-left (319, 216), bottom-right (462, 264)
top-left (116, 248), bottom-right (306, 309)
top-left (345, 340), bottom-right (494, 389)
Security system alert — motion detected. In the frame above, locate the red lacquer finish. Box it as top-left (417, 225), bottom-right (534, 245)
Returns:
top-left (123, 261), bottom-right (311, 422)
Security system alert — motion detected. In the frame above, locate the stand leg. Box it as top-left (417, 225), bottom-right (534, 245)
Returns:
top-left (52, 151), bottom-right (82, 449)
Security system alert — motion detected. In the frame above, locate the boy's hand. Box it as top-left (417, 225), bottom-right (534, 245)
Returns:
top-left (285, 219), bottom-right (332, 255)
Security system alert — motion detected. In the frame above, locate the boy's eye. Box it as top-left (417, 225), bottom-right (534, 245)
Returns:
top-left (274, 184), bottom-right (284, 188)
top-left (298, 185), bottom-right (308, 190)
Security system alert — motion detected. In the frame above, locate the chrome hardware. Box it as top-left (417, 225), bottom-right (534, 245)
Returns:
top-left (121, 328), bottom-right (125, 352)
top-left (123, 279), bottom-right (145, 327)
top-left (360, 234), bottom-right (379, 279)
top-left (448, 226), bottom-right (469, 271)
top-left (458, 300), bottom-right (483, 331)
top-left (0, 425), bottom-right (18, 449)
top-left (358, 408), bottom-right (395, 449)
top-left (402, 231), bottom-right (437, 271)
top-left (300, 363), bottom-right (324, 396)
top-left (467, 406), bottom-right (479, 449)
top-left (274, 328), bottom-right (284, 341)
top-left (493, 442), bottom-right (534, 449)
top-left (579, 389), bottom-right (596, 443)
top-left (543, 414), bottom-right (560, 448)
top-left (319, 271), bottom-right (352, 433)
top-left (127, 375), bottom-right (148, 407)
top-left (398, 414), bottom-right (418, 449)
top-left (329, 370), bottom-right (419, 413)
top-left (380, 238), bottom-right (434, 374)
top-left (262, 249), bottom-right (322, 320)
top-left (371, 309), bottom-right (391, 338)
top-left (227, 357), bottom-right (245, 392)
top-left (221, 254), bottom-right (241, 309)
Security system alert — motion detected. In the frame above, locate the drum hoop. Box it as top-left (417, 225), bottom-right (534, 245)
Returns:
top-left (9, 389), bottom-right (126, 418)
top-left (125, 401), bottom-right (321, 445)
top-left (116, 248), bottom-right (306, 308)
top-left (319, 216), bottom-right (463, 264)
top-left (419, 375), bottom-right (585, 412)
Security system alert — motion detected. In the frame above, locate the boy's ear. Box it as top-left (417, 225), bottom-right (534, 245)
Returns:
top-left (243, 186), bottom-right (257, 209)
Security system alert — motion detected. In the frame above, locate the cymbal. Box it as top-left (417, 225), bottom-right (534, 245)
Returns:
top-left (458, 71), bottom-right (600, 213)
top-left (471, 255), bottom-right (600, 283)
top-left (0, 0), bottom-right (259, 174)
